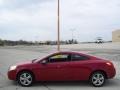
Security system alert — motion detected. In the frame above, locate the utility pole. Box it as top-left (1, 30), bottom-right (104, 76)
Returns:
top-left (71, 28), bottom-right (75, 44)
top-left (57, 0), bottom-right (60, 51)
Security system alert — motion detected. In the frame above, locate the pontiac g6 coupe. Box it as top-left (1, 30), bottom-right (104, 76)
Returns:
top-left (8, 51), bottom-right (116, 87)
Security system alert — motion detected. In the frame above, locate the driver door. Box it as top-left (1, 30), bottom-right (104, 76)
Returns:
top-left (37, 53), bottom-right (71, 81)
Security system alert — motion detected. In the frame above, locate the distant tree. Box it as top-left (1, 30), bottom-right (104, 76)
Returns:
top-left (67, 39), bottom-right (78, 44)
top-left (0, 39), bottom-right (4, 46)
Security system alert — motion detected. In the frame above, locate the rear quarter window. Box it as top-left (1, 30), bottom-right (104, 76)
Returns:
top-left (71, 54), bottom-right (90, 61)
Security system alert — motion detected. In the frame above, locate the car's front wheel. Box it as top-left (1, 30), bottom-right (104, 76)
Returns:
top-left (90, 71), bottom-right (106, 87)
top-left (17, 71), bottom-right (34, 87)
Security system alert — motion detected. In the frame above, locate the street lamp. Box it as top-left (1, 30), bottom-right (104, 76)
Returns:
top-left (71, 28), bottom-right (75, 43)
top-left (57, 0), bottom-right (60, 51)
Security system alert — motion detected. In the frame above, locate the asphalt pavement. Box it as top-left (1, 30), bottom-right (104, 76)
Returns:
top-left (0, 43), bottom-right (120, 90)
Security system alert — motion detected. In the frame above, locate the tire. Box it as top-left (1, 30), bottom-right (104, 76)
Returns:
top-left (90, 71), bottom-right (106, 87)
top-left (17, 71), bottom-right (34, 87)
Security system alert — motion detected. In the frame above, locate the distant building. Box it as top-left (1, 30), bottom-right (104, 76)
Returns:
top-left (112, 30), bottom-right (120, 42)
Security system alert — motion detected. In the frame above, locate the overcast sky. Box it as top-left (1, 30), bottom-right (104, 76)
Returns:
top-left (0, 0), bottom-right (120, 42)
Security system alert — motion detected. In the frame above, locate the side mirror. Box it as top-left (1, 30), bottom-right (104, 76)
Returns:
top-left (41, 60), bottom-right (47, 65)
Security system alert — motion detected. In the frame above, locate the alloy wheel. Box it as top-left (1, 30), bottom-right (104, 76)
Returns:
top-left (18, 72), bottom-right (33, 86)
top-left (90, 72), bottom-right (105, 87)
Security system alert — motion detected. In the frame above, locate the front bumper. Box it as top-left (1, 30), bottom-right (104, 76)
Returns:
top-left (107, 66), bottom-right (116, 79)
top-left (8, 70), bottom-right (17, 80)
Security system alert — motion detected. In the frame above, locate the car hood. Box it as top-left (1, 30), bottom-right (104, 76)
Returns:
top-left (16, 61), bottom-right (32, 66)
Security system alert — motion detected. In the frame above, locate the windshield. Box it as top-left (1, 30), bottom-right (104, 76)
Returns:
top-left (32, 53), bottom-right (55, 63)
top-left (32, 58), bottom-right (41, 63)
top-left (32, 56), bottom-right (47, 63)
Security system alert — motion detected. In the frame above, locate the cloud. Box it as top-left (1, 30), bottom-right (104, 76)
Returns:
top-left (60, 0), bottom-right (120, 41)
top-left (0, 0), bottom-right (120, 41)
top-left (0, 0), bottom-right (53, 10)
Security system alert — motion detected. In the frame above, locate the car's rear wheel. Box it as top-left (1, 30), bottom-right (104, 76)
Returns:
top-left (90, 71), bottom-right (106, 87)
top-left (17, 71), bottom-right (33, 87)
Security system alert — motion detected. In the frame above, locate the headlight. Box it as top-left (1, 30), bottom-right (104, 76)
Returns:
top-left (9, 65), bottom-right (17, 71)
top-left (106, 62), bottom-right (112, 66)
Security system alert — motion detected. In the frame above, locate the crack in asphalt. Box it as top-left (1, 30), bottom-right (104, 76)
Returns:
top-left (0, 82), bottom-right (21, 90)
top-left (0, 72), bottom-right (7, 79)
top-left (0, 71), bottom-right (8, 89)
top-left (0, 71), bottom-right (51, 90)
top-left (0, 72), bottom-right (50, 90)
top-left (0, 85), bottom-right (21, 90)
top-left (0, 71), bottom-right (21, 90)
top-left (15, 81), bottom-right (21, 90)
top-left (15, 86), bottom-right (21, 90)
top-left (42, 83), bottom-right (54, 90)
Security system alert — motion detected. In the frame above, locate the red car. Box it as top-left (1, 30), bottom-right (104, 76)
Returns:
top-left (8, 51), bottom-right (116, 87)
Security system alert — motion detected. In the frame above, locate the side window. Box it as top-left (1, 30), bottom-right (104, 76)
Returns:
top-left (71, 54), bottom-right (89, 61)
top-left (48, 54), bottom-right (70, 63)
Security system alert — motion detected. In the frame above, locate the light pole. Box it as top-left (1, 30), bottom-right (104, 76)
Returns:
top-left (57, 0), bottom-right (60, 51)
top-left (71, 28), bottom-right (75, 43)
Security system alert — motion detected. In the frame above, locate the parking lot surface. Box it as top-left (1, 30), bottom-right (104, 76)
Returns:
top-left (0, 43), bottom-right (120, 90)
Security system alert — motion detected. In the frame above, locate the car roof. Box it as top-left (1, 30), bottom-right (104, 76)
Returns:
top-left (52, 51), bottom-right (87, 55)
top-left (51, 51), bottom-right (101, 60)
